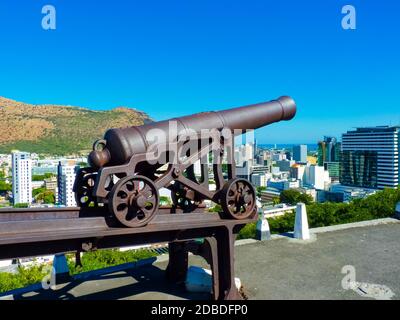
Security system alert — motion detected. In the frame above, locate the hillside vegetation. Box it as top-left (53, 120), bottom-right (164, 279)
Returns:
top-left (0, 97), bottom-right (151, 155)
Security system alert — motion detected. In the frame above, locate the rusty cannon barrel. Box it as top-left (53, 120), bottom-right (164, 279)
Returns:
top-left (88, 96), bottom-right (296, 168)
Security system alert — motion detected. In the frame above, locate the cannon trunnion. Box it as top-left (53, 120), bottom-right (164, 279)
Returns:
top-left (73, 96), bottom-right (296, 227)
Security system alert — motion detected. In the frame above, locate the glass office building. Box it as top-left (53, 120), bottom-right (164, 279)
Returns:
top-left (318, 136), bottom-right (341, 181)
top-left (318, 136), bottom-right (341, 165)
top-left (340, 126), bottom-right (399, 189)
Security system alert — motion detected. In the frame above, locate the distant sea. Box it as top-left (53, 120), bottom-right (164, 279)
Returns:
top-left (258, 144), bottom-right (318, 152)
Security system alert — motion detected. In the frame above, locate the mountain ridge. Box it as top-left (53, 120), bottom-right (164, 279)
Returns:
top-left (0, 96), bottom-right (152, 155)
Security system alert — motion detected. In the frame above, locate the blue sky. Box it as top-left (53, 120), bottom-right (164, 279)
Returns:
top-left (0, 0), bottom-right (399, 143)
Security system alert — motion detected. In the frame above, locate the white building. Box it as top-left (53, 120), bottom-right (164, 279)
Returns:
top-left (272, 153), bottom-right (286, 161)
top-left (12, 151), bottom-right (32, 205)
top-left (251, 173), bottom-right (267, 187)
top-left (234, 143), bottom-right (254, 166)
top-left (236, 160), bottom-right (252, 180)
top-left (57, 163), bottom-right (79, 207)
top-left (290, 164), bottom-right (306, 182)
top-left (283, 179), bottom-right (300, 190)
top-left (267, 178), bottom-right (300, 191)
top-left (330, 184), bottom-right (376, 202)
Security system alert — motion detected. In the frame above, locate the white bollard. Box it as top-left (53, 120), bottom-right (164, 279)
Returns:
top-left (294, 203), bottom-right (310, 240)
top-left (256, 215), bottom-right (271, 241)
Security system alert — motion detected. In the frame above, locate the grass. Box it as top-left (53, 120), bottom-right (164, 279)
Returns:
top-left (0, 248), bottom-right (159, 294)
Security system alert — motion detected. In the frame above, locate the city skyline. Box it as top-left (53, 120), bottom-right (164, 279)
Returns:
top-left (0, 0), bottom-right (399, 144)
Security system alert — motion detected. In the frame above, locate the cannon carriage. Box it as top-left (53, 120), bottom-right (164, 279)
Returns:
top-left (73, 96), bottom-right (296, 227)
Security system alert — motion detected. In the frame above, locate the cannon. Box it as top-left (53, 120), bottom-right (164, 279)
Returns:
top-left (73, 96), bottom-right (296, 227)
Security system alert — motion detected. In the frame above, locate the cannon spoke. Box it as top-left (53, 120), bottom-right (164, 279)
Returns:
top-left (220, 178), bottom-right (256, 220)
top-left (109, 175), bottom-right (159, 227)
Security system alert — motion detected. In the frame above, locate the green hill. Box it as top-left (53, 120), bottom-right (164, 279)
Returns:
top-left (0, 97), bottom-right (152, 155)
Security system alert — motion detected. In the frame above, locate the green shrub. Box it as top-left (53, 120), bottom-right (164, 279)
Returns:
top-left (237, 187), bottom-right (400, 240)
top-left (0, 249), bottom-right (159, 294)
top-left (237, 223), bottom-right (256, 240)
top-left (13, 203), bottom-right (29, 208)
top-left (67, 249), bottom-right (158, 275)
top-left (0, 265), bottom-right (48, 293)
top-left (280, 189), bottom-right (313, 205)
top-left (32, 173), bottom-right (55, 181)
top-left (268, 211), bottom-right (296, 234)
top-left (0, 180), bottom-right (12, 192)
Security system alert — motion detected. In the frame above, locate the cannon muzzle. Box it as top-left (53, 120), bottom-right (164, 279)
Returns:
top-left (88, 96), bottom-right (296, 168)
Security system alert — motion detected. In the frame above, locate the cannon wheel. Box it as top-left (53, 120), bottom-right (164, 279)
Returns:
top-left (171, 182), bottom-right (201, 213)
top-left (220, 178), bottom-right (256, 220)
top-left (75, 170), bottom-right (98, 207)
top-left (109, 175), bottom-right (159, 227)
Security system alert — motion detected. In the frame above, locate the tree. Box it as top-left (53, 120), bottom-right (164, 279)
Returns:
top-left (43, 192), bottom-right (55, 204)
top-left (256, 186), bottom-right (266, 197)
top-left (33, 188), bottom-right (55, 204)
top-left (32, 173), bottom-right (55, 181)
top-left (33, 187), bottom-right (46, 197)
top-left (272, 197), bottom-right (281, 206)
top-left (0, 180), bottom-right (12, 192)
top-left (280, 189), bottom-right (313, 205)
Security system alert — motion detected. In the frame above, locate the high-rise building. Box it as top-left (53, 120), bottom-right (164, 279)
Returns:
top-left (318, 136), bottom-right (341, 182)
top-left (304, 165), bottom-right (331, 190)
top-left (290, 163), bottom-right (306, 183)
top-left (57, 162), bottom-right (79, 207)
top-left (253, 138), bottom-right (258, 159)
top-left (318, 136), bottom-right (341, 165)
top-left (324, 162), bottom-right (340, 182)
top-left (234, 143), bottom-right (253, 166)
top-left (12, 151), bottom-right (32, 205)
top-left (272, 152), bottom-right (286, 161)
top-left (276, 159), bottom-right (295, 172)
top-left (236, 160), bottom-right (252, 180)
top-left (293, 145), bottom-right (307, 163)
top-left (340, 126), bottom-right (399, 189)
top-left (251, 173), bottom-right (266, 187)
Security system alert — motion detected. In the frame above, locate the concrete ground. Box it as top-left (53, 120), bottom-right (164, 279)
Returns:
top-left (4, 221), bottom-right (400, 300)
top-left (234, 222), bottom-right (400, 300)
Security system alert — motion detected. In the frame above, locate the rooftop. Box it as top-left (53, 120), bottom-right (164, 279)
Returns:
top-left (345, 126), bottom-right (400, 133)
